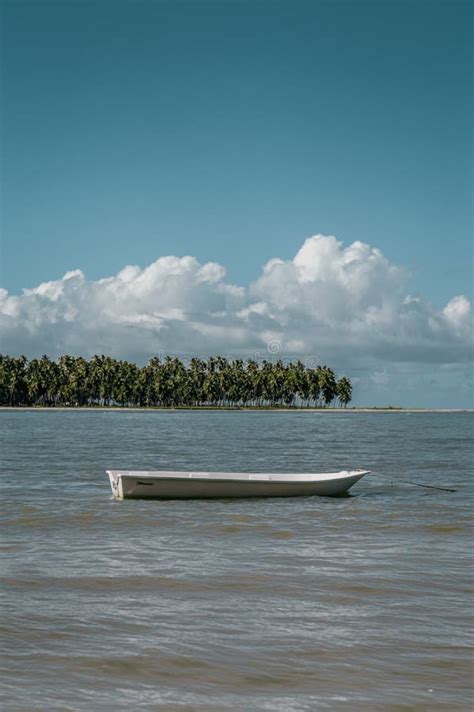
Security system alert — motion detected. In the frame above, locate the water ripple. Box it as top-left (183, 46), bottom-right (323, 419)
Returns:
top-left (0, 411), bottom-right (472, 710)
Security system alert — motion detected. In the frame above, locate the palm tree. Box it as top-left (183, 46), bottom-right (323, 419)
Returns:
top-left (337, 376), bottom-right (353, 408)
top-left (1, 355), bottom-right (28, 405)
top-left (187, 358), bottom-right (206, 405)
top-left (317, 366), bottom-right (338, 406)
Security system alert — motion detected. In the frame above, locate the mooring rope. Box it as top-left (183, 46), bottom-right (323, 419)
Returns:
top-left (377, 474), bottom-right (456, 493)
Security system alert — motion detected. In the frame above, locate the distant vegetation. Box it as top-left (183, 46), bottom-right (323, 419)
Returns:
top-left (0, 355), bottom-right (352, 408)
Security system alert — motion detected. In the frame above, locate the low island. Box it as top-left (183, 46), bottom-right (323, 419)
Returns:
top-left (0, 353), bottom-right (352, 408)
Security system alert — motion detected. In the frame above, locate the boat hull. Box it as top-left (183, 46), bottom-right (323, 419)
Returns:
top-left (107, 469), bottom-right (369, 499)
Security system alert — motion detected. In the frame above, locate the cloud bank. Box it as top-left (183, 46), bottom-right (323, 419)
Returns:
top-left (1, 235), bottom-right (472, 404)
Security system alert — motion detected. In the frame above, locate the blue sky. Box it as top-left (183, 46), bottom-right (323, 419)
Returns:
top-left (2, 0), bottom-right (472, 301)
top-left (1, 0), bottom-right (472, 406)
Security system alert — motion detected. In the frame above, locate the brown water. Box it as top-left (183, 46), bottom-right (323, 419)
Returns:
top-left (1, 411), bottom-right (473, 710)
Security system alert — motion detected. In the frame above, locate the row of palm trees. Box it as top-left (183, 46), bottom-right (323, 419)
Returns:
top-left (0, 354), bottom-right (353, 408)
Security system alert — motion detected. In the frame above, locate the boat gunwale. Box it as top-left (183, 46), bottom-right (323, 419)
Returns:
top-left (107, 469), bottom-right (370, 484)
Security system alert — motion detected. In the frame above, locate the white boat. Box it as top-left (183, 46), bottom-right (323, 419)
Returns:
top-left (107, 468), bottom-right (369, 499)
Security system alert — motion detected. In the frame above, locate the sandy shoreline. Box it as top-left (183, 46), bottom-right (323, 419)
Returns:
top-left (0, 406), bottom-right (471, 413)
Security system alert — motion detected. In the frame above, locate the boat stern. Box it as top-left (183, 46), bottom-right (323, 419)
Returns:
top-left (107, 470), bottom-right (123, 499)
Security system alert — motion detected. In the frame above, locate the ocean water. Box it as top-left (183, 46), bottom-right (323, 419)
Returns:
top-left (0, 410), bottom-right (472, 711)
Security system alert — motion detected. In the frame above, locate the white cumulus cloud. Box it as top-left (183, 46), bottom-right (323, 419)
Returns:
top-left (1, 235), bottom-right (472, 376)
